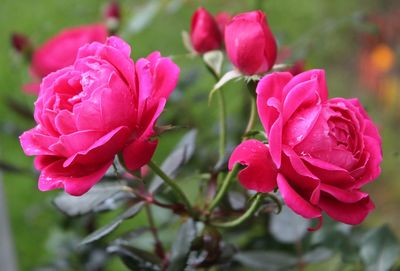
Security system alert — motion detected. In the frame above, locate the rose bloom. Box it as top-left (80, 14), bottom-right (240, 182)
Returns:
top-left (190, 7), bottom-right (223, 53)
top-left (24, 24), bottom-right (108, 94)
top-left (229, 69), bottom-right (382, 227)
top-left (225, 10), bottom-right (277, 75)
top-left (20, 36), bottom-right (179, 196)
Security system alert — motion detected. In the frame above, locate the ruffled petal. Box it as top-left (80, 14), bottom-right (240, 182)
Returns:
top-left (122, 137), bottom-right (158, 171)
top-left (20, 126), bottom-right (58, 156)
top-left (38, 159), bottom-right (113, 196)
top-left (277, 173), bottom-right (322, 219)
top-left (319, 193), bottom-right (375, 225)
top-left (229, 140), bottom-right (277, 192)
top-left (256, 72), bottom-right (292, 133)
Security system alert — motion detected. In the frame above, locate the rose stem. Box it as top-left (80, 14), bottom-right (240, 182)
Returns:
top-left (210, 193), bottom-right (263, 228)
top-left (148, 160), bottom-right (196, 217)
top-left (207, 94), bottom-right (257, 213)
top-left (144, 204), bottom-right (166, 261)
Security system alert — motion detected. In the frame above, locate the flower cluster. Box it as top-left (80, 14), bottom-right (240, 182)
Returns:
top-left (18, 6), bottom-right (382, 231)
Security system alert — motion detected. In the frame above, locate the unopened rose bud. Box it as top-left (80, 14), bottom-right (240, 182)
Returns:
top-left (104, 1), bottom-right (121, 34)
top-left (225, 10), bottom-right (277, 75)
top-left (190, 7), bottom-right (222, 54)
top-left (215, 12), bottom-right (231, 35)
top-left (11, 32), bottom-right (32, 58)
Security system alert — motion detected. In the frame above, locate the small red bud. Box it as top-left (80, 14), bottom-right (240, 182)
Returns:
top-left (11, 32), bottom-right (32, 55)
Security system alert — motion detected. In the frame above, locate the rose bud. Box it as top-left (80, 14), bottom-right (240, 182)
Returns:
top-left (190, 7), bottom-right (222, 53)
top-left (225, 10), bottom-right (277, 75)
top-left (104, 1), bottom-right (121, 34)
top-left (215, 12), bottom-right (231, 35)
top-left (229, 70), bottom-right (382, 228)
top-left (20, 36), bottom-right (180, 196)
top-left (24, 24), bottom-right (108, 94)
top-left (11, 32), bottom-right (32, 57)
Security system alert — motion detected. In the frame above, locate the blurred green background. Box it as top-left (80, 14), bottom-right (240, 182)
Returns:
top-left (1, 0), bottom-right (399, 270)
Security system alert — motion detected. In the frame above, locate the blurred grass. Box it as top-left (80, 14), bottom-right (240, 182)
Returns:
top-left (1, 0), bottom-right (399, 270)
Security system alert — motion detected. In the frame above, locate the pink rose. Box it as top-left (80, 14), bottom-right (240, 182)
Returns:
top-left (225, 10), bottom-right (277, 75)
top-left (20, 36), bottom-right (179, 196)
top-left (229, 70), bottom-right (382, 226)
top-left (25, 24), bottom-right (108, 94)
top-left (190, 7), bottom-right (222, 53)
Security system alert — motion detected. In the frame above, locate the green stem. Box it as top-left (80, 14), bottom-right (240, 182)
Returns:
top-left (210, 193), bottom-right (263, 228)
top-left (208, 165), bottom-right (239, 212)
top-left (217, 89), bottom-right (227, 162)
top-left (244, 96), bottom-right (257, 138)
top-left (207, 95), bottom-right (257, 213)
top-left (148, 160), bottom-right (195, 217)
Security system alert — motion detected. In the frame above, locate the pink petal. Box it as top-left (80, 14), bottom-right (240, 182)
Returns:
top-left (228, 140), bottom-right (277, 192)
top-left (266, 97), bottom-right (282, 168)
top-left (277, 173), bottom-right (322, 219)
top-left (283, 69), bottom-right (328, 103)
top-left (20, 126), bottom-right (58, 156)
top-left (256, 72), bottom-right (292, 133)
top-left (38, 159), bottom-right (113, 196)
top-left (63, 126), bottom-right (130, 167)
top-left (302, 156), bottom-right (354, 188)
top-left (49, 130), bottom-right (103, 157)
top-left (319, 183), bottom-right (368, 203)
top-left (122, 137), bottom-right (158, 171)
top-left (319, 193), bottom-right (375, 225)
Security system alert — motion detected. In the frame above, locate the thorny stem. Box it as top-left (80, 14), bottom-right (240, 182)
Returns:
top-left (210, 193), bottom-right (264, 228)
top-left (148, 160), bottom-right (196, 217)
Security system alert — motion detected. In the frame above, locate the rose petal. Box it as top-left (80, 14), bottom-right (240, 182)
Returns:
top-left (277, 173), bottom-right (322, 219)
top-left (256, 72), bottom-right (292, 133)
top-left (122, 137), bottom-right (158, 171)
top-left (228, 140), bottom-right (277, 192)
top-left (20, 126), bottom-right (58, 156)
top-left (319, 193), bottom-right (375, 225)
top-left (38, 159), bottom-right (113, 196)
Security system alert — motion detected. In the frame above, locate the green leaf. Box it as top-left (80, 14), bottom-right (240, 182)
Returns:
top-left (53, 182), bottom-right (134, 216)
top-left (303, 247), bottom-right (334, 264)
top-left (360, 225), bottom-right (400, 271)
top-left (107, 244), bottom-right (161, 271)
top-left (234, 251), bottom-right (298, 270)
top-left (167, 219), bottom-right (197, 271)
top-left (80, 202), bottom-right (145, 246)
top-left (203, 50), bottom-right (223, 77)
top-left (149, 130), bottom-right (197, 193)
top-left (269, 206), bottom-right (309, 243)
top-left (208, 70), bottom-right (242, 105)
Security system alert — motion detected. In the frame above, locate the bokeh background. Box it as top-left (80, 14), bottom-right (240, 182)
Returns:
top-left (1, 0), bottom-right (399, 270)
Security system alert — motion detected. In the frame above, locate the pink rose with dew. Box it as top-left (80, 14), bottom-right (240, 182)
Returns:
top-left (229, 69), bottom-right (382, 227)
top-left (20, 36), bottom-right (179, 196)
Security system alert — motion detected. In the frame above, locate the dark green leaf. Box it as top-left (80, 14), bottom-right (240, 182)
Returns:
top-left (303, 247), bottom-right (334, 263)
top-left (53, 182), bottom-right (134, 216)
top-left (149, 130), bottom-right (197, 193)
top-left (167, 219), bottom-right (197, 271)
top-left (234, 251), bottom-right (298, 270)
top-left (360, 225), bottom-right (400, 271)
top-left (269, 206), bottom-right (309, 243)
top-left (80, 202), bottom-right (145, 245)
top-left (107, 244), bottom-right (161, 271)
